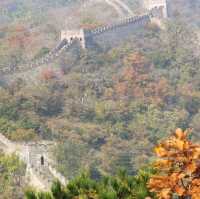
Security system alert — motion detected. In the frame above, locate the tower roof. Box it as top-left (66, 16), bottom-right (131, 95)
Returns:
top-left (143, 0), bottom-right (168, 18)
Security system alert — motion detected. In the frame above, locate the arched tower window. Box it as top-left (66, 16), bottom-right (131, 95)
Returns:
top-left (41, 156), bottom-right (44, 166)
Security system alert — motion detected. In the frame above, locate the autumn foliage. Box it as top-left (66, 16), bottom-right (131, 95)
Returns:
top-left (40, 68), bottom-right (56, 81)
top-left (148, 128), bottom-right (200, 199)
top-left (111, 52), bottom-right (170, 105)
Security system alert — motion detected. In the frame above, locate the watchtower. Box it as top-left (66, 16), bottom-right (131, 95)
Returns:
top-left (61, 29), bottom-right (86, 49)
top-left (143, 0), bottom-right (168, 18)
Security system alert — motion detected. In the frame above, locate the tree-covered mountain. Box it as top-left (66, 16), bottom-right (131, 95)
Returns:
top-left (1, 0), bottom-right (200, 197)
top-left (25, 129), bottom-right (200, 199)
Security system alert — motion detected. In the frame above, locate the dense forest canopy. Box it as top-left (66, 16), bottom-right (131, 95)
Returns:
top-left (1, 0), bottom-right (200, 198)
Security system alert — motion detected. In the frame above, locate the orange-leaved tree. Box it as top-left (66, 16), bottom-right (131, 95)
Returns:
top-left (148, 128), bottom-right (200, 199)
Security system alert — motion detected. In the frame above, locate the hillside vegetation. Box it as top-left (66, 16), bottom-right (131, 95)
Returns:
top-left (26, 129), bottom-right (200, 199)
top-left (1, 0), bottom-right (200, 197)
top-left (0, 152), bottom-right (26, 199)
top-left (1, 19), bottom-right (200, 177)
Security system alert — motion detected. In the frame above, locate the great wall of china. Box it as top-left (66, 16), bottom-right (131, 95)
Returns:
top-left (0, 1), bottom-right (168, 79)
top-left (0, 0), bottom-right (168, 190)
top-left (0, 133), bottom-right (67, 190)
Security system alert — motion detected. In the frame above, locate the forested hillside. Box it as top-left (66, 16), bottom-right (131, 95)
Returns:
top-left (26, 129), bottom-right (200, 199)
top-left (1, 0), bottom-right (200, 198)
top-left (0, 152), bottom-right (25, 198)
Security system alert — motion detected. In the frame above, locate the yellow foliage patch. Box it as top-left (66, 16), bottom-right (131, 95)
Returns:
top-left (148, 128), bottom-right (200, 199)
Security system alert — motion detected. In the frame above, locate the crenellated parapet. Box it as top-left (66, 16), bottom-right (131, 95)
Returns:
top-left (60, 5), bottom-right (165, 49)
top-left (1, 39), bottom-right (75, 75)
top-left (89, 13), bottom-right (151, 36)
top-left (0, 5), bottom-right (167, 77)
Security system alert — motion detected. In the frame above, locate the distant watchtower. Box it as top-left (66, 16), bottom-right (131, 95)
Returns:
top-left (61, 29), bottom-right (86, 49)
top-left (143, 0), bottom-right (168, 18)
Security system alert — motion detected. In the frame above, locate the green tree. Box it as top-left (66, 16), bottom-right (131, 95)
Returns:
top-left (0, 152), bottom-right (26, 199)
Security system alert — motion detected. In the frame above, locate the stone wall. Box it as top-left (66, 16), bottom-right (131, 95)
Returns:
top-left (0, 3), bottom-right (167, 81)
top-left (0, 133), bottom-right (67, 190)
top-left (60, 6), bottom-right (165, 50)
top-left (86, 13), bottom-right (151, 48)
top-left (61, 29), bottom-right (86, 48)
